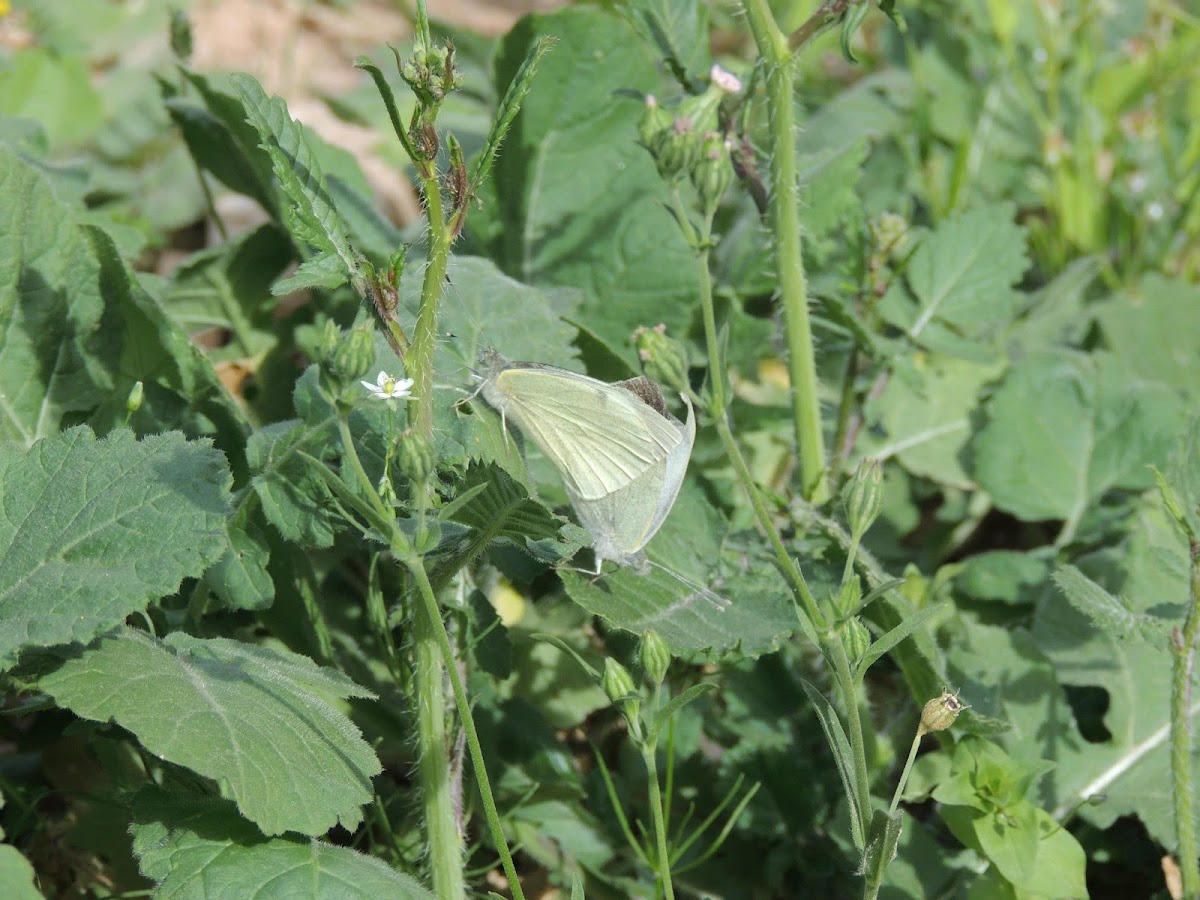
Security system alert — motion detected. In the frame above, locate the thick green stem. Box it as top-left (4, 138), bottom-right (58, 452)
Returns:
top-left (1171, 541), bottom-right (1200, 897)
top-left (410, 178), bottom-right (452, 440)
top-left (643, 745), bottom-right (676, 900)
top-left (743, 0), bottom-right (828, 502)
top-left (405, 561), bottom-right (526, 900)
top-left (411, 588), bottom-right (464, 899)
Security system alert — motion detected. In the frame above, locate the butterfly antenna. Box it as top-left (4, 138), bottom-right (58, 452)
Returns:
top-left (648, 560), bottom-right (730, 612)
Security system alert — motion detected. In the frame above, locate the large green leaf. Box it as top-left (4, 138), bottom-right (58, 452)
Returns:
top-left (0, 147), bottom-right (118, 445)
top-left (873, 354), bottom-right (1005, 489)
top-left (560, 487), bottom-right (795, 654)
top-left (131, 788), bottom-right (432, 898)
top-left (481, 7), bottom-right (698, 364)
top-left (0, 427), bottom-right (230, 669)
top-left (39, 628), bottom-right (381, 837)
top-left (878, 203), bottom-right (1028, 353)
top-left (1033, 498), bottom-right (1191, 846)
top-left (972, 350), bottom-right (1181, 522)
top-left (1095, 273), bottom-right (1200, 397)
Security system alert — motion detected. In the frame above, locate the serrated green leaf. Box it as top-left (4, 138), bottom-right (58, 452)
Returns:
top-left (622, 0), bottom-right (711, 86)
top-left (247, 418), bottom-right (340, 549)
top-left (478, 8), bottom-right (697, 366)
top-left (0, 427), bottom-right (230, 669)
top-left (972, 351), bottom-right (1181, 523)
top-left (130, 788), bottom-right (432, 898)
top-left (560, 488), bottom-right (794, 655)
top-left (207, 507), bottom-right (274, 612)
top-left (39, 628), bottom-right (380, 836)
top-left (444, 461), bottom-right (570, 561)
top-left (229, 73), bottom-right (361, 294)
top-left (880, 203), bottom-right (1028, 349)
top-left (874, 354), bottom-right (1006, 489)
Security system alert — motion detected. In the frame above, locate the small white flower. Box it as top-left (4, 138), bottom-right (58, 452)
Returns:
top-left (1146, 201), bottom-right (1165, 222)
top-left (710, 64), bottom-right (742, 94)
top-left (361, 371), bottom-right (415, 400)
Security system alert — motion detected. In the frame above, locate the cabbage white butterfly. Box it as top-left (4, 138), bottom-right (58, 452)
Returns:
top-left (475, 348), bottom-right (694, 574)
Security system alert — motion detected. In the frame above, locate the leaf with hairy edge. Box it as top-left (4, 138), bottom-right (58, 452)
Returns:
top-left (0, 427), bottom-right (230, 669)
top-left (229, 73), bottom-right (362, 295)
top-left (39, 628), bottom-right (381, 837)
top-left (131, 788), bottom-right (432, 898)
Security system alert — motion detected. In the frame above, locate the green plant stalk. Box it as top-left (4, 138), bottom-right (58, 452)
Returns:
top-left (642, 743), bottom-right (676, 900)
top-left (826, 629), bottom-right (872, 842)
top-left (405, 559), bottom-right (527, 900)
top-left (409, 175), bottom-right (452, 439)
top-left (743, 0), bottom-right (828, 502)
top-left (1170, 542), bottom-right (1200, 897)
top-left (888, 729), bottom-right (923, 818)
top-left (410, 581), bottom-right (464, 899)
top-left (690, 221), bottom-right (827, 637)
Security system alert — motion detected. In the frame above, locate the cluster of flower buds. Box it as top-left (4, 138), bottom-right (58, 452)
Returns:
top-left (397, 40), bottom-right (463, 109)
top-left (638, 64), bottom-right (742, 217)
top-left (632, 323), bottom-right (689, 395)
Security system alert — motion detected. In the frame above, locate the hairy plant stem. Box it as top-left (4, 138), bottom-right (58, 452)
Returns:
top-left (410, 586), bottom-right (463, 899)
top-left (742, 0), bottom-right (828, 502)
top-left (643, 742), bottom-right (676, 900)
top-left (826, 627), bottom-right (872, 842)
top-left (1171, 540), bottom-right (1200, 898)
top-left (337, 408), bottom-right (523, 898)
top-left (405, 559), bottom-right (527, 900)
top-left (410, 172), bottom-right (451, 439)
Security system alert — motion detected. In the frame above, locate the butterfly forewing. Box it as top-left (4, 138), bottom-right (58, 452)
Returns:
top-left (491, 368), bottom-right (685, 500)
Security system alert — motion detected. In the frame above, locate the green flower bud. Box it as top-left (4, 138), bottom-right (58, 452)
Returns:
top-left (125, 380), bottom-right (144, 415)
top-left (840, 617), bottom-right (871, 668)
top-left (918, 690), bottom-right (965, 735)
top-left (396, 429), bottom-right (435, 485)
top-left (386, 246), bottom-right (407, 289)
top-left (602, 657), bottom-right (637, 703)
top-left (835, 574), bottom-right (863, 617)
top-left (602, 657), bottom-right (642, 734)
top-left (650, 116), bottom-right (700, 180)
top-left (639, 629), bottom-right (672, 685)
top-left (690, 131), bottom-right (734, 219)
top-left (843, 456), bottom-right (883, 540)
top-left (638, 94), bottom-right (673, 149)
top-left (632, 324), bottom-right (689, 395)
top-left (331, 326), bottom-right (376, 384)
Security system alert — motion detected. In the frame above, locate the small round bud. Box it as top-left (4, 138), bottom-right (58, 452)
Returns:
top-left (331, 326), bottom-right (376, 384)
top-left (632, 323), bottom-right (689, 394)
top-left (396, 429), bottom-right (435, 484)
top-left (843, 456), bottom-right (883, 540)
top-left (639, 629), bottom-right (672, 685)
top-left (169, 10), bottom-right (193, 60)
top-left (840, 617), bottom-right (871, 668)
top-left (869, 212), bottom-right (913, 262)
top-left (649, 117), bottom-right (699, 180)
top-left (125, 380), bottom-right (144, 415)
top-left (919, 691), bottom-right (965, 735)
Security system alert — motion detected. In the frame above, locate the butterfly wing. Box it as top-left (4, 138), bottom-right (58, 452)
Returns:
top-left (486, 366), bottom-right (686, 500)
